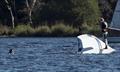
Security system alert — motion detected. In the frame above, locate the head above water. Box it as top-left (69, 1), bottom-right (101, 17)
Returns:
top-left (9, 49), bottom-right (14, 55)
top-left (100, 18), bottom-right (104, 22)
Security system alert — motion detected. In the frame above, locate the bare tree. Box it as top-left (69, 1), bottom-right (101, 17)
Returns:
top-left (4, 0), bottom-right (15, 29)
top-left (26, 0), bottom-right (37, 25)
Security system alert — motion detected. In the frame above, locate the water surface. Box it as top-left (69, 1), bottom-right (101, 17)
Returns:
top-left (0, 37), bottom-right (120, 72)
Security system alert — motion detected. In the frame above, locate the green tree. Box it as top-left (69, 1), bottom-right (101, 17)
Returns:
top-left (72, 0), bottom-right (100, 33)
top-left (98, 0), bottom-right (117, 22)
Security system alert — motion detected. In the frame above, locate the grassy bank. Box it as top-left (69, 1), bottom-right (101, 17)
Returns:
top-left (0, 25), bottom-right (13, 36)
top-left (0, 23), bottom-right (103, 37)
top-left (0, 24), bottom-right (80, 37)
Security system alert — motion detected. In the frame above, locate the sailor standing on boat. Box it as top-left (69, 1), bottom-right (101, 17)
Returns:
top-left (100, 18), bottom-right (108, 49)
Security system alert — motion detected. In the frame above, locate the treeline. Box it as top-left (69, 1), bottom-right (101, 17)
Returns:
top-left (98, 0), bottom-right (117, 22)
top-left (0, 0), bottom-right (118, 37)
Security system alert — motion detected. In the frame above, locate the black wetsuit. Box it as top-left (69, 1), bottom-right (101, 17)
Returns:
top-left (9, 49), bottom-right (13, 54)
top-left (100, 21), bottom-right (108, 33)
top-left (100, 21), bottom-right (108, 49)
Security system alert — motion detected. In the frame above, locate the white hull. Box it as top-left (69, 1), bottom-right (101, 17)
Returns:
top-left (77, 34), bottom-right (115, 54)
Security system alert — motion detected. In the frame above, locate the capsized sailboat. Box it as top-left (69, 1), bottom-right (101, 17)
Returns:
top-left (77, 1), bottom-right (120, 54)
top-left (77, 34), bottom-right (115, 54)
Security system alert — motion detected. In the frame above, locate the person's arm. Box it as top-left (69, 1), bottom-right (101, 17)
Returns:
top-left (105, 22), bottom-right (108, 28)
top-left (104, 22), bottom-right (108, 32)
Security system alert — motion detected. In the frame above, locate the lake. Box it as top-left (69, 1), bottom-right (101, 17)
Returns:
top-left (0, 37), bottom-right (120, 72)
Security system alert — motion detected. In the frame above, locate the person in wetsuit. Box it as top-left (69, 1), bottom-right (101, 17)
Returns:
top-left (100, 18), bottom-right (108, 49)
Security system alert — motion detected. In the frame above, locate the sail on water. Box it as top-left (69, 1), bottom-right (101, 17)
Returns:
top-left (110, 0), bottom-right (120, 31)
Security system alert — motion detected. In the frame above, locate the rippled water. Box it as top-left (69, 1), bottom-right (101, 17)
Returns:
top-left (0, 37), bottom-right (120, 72)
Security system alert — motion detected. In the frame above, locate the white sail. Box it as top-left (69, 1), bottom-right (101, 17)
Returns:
top-left (110, 0), bottom-right (120, 30)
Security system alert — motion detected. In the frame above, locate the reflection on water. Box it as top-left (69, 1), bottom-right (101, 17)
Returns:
top-left (0, 37), bottom-right (120, 72)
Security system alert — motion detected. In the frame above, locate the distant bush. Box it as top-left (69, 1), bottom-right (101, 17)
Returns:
top-left (64, 25), bottom-right (79, 36)
top-left (0, 25), bottom-right (13, 36)
top-left (51, 24), bottom-right (79, 36)
top-left (14, 25), bottom-right (34, 36)
top-left (89, 25), bottom-right (101, 36)
top-left (81, 22), bottom-right (101, 36)
top-left (35, 26), bottom-right (51, 36)
top-left (0, 24), bottom-right (101, 37)
top-left (12, 24), bottom-right (79, 37)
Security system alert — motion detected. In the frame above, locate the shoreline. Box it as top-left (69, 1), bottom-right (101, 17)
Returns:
top-left (0, 35), bottom-right (120, 38)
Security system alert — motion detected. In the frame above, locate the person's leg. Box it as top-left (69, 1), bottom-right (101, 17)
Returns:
top-left (102, 32), bottom-right (106, 43)
top-left (104, 32), bottom-right (108, 49)
top-left (78, 38), bottom-right (82, 52)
